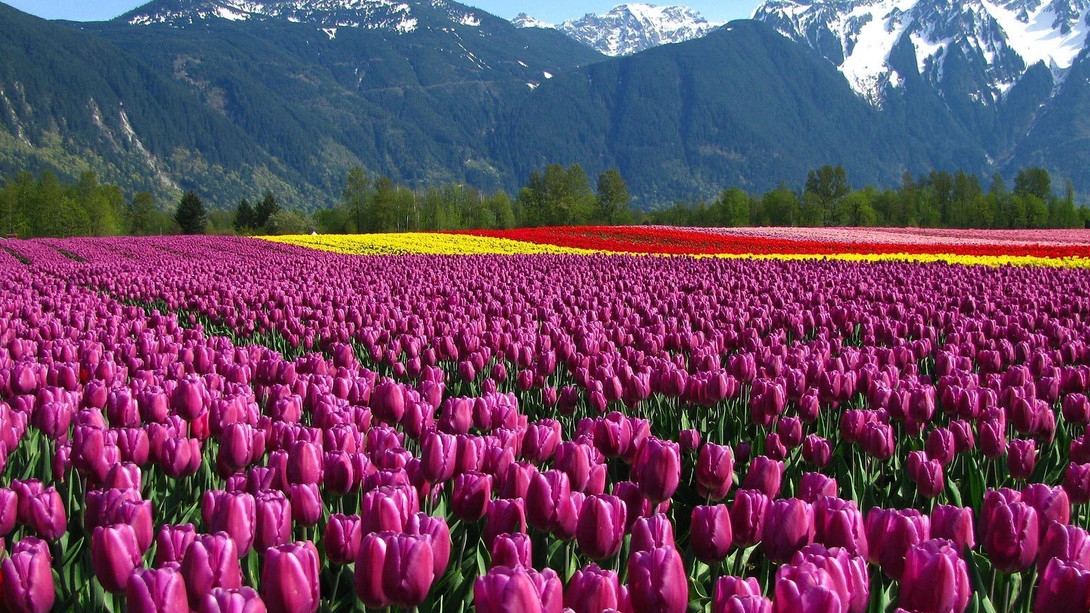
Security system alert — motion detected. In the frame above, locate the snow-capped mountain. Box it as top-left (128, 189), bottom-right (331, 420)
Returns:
top-left (123, 0), bottom-right (486, 33)
top-left (514, 4), bottom-right (722, 56)
top-left (753, 0), bottom-right (1090, 106)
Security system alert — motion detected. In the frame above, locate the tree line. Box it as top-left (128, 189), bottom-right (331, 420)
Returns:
top-left (2, 164), bottom-right (1087, 239)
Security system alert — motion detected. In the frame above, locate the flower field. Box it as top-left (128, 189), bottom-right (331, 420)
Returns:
top-left (1, 229), bottom-right (1089, 612)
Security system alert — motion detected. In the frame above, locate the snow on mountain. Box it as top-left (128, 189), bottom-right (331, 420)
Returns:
top-left (753, 0), bottom-right (1090, 105)
top-left (514, 4), bottom-right (722, 56)
top-left (512, 13), bottom-right (555, 29)
top-left (124, 0), bottom-right (484, 33)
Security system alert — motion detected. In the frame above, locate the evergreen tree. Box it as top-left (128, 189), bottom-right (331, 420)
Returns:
top-left (1014, 168), bottom-right (1052, 201)
top-left (254, 191), bottom-right (281, 230)
top-left (175, 190), bottom-right (208, 235)
top-left (234, 198), bottom-right (256, 233)
top-left (595, 169), bottom-right (631, 225)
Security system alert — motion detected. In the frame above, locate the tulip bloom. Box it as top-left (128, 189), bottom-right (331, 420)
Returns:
top-left (762, 498), bottom-right (814, 563)
top-left (802, 435), bottom-right (832, 468)
top-left (1064, 462), bottom-right (1090, 505)
top-left (731, 489), bottom-right (770, 548)
top-left (406, 513), bottom-right (453, 580)
top-left (323, 513), bottom-right (363, 566)
top-left (691, 504), bottom-right (733, 563)
top-left (92, 523), bottom-right (144, 593)
top-left (354, 532), bottom-right (436, 609)
top-left (491, 533), bottom-right (533, 568)
top-left (898, 539), bottom-right (970, 613)
top-left (798, 473), bottom-right (838, 503)
top-left (198, 587), bottom-right (268, 613)
top-left (565, 565), bottom-right (629, 613)
top-left (697, 442), bottom-right (735, 500)
top-left (526, 470), bottom-right (576, 536)
top-left (741, 456), bottom-right (783, 499)
top-left (155, 523), bottom-right (198, 567)
top-left (2, 537), bottom-right (55, 613)
top-left (631, 514), bottom-right (677, 553)
top-left (1022, 484), bottom-right (1071, 539)
top-left (772, 562), bottom-right (843, 613)
top-left (907, 451), bottom-right (945, 498)
top-left (181, 532), bottom-right (244, 609)
top-left (1007, 438), bottom-right (1036, 480)
top-left (1038, 523), bottom-right (1090, 574)
top-left (930, 505), bottom-right (975, 553)
top-left (126, 566), bottom-right (189, 613)
top-left (474, 566), bottom-right (563, 613)
top-left (254, 490), bottom-right (292, 553)
top-left (205, 490), bottom-right (256, 556)
top-left (484, 498), bottom-right (527, 549)
top-left (452, 471), bottom-right (493, 523)
top-left (576, 494), bottom-right (626, 560)
top-left (633, 438), bottom-right (681, 504)
top-left (1034, 558), bottom-right (1090, 613)
top-left (983, 500), bottom-right (1038, 573)
top-left (261, 542), bottom-right (320, 613)
top-left (627, 546), bottom-right (689, 613)
top-left (864, 508), bottom-right (930, 580)
top-left (813, 497), bottom-right (868, 559)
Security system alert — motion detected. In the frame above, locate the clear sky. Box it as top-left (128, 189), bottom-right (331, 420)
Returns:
top-left (5, 0), bottom-right (762, 25)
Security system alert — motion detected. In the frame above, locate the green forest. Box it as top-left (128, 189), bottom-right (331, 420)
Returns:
top-left (1, 164), bottom-right (1087, 239)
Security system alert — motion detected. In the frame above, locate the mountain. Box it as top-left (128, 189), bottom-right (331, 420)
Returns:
top-left (492, 20), bottom-right (986, 204)
top-left (752, 0), bottom-right (1090, 176)
top-left (514, 4), bottom-right (722, 56)
top-left (0, 0), bottom-right (602, 208)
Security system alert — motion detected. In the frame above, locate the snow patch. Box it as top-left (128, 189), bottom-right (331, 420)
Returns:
top-left (543, 71), bottom-right (553, 79)
top-left (322, 27), bottom-right (338, 39)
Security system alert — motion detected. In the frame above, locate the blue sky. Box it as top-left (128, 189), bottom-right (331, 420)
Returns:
top-left (6, 1), bottom-right (761, 24)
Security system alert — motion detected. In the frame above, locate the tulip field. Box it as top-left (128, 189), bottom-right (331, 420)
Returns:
top-left (1, 227), bottom-right (1090, 613)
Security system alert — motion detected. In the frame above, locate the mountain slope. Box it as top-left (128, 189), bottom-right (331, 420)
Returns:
top-left (493, 20), bottom-right (986, 203)
top-left (514, 4), bottom-right (722, 57)
top-left (0, 2), bottom-right (310, 206)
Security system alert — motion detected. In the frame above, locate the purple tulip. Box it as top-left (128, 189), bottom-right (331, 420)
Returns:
top-left (354, 532), bottom-right (436, 609)
top-left (930, 505), bottom-right (975, 553)
top-left (691, 504), bottom-right (733, 563)
top-left (526, 470), bottom-right (576, 536)
top-left (762, 498), bottom-right (815, 563)
top-left (1022, 483), bottom-right (1071, 539)
top-left (983, 500), bottom-right (1038, 573)
top-left (864, 508), bottom-right (930, 580)
top-left (633, 437), bottom-right (681, 504)
top-left (420, 430), bottom-right (458, 482)
top-left (1008, 438), bottom-right (1037, 480)
top-left (860, 422), bottom-right (895, 460)
top-left (406, 513), bottom-right (452, 579)
top-left (474, 565), bottom-right (563, 613)
top-left (576, 494), bottom-right (626, 560)
top-left (898, 539), bottom-right (970, 613)
top-left (593, 412), bottom-right (633, 459)
top-left (731, 489), bottom-right (770, 548)
top-left (1034, 558), bottom-right (1090, 613)
top-left (181, 532), bottom-right (244, 609)
top-left (523, 419), bottom-right (562, 463)
top-left (198, 587), bottom-right (268, 613)
top-left (1064, 463), bottom-right (1090, 505)
top-left (813, 497), bottom-right (868, 559)
top-left (1, 537), bottom-right (55, 613)
top-left (696, 442), bottom-right (735, 500)
top-left (925, 428), bottom-right (956, 466)
top-left (1038, 523), bottom-right (1090, 574)
top-left (631, 514), bottom-right (676, 553)
top-left (798, 473), bottom-right (838, 503)
top-left (91, 523), bottom-right (143, 593)
top-left (490, 533), bottom-right (533, 568)
top-left (25, 488), bottom-right (66, 542)
top-left (979, 417), bottom-right (1007, 459)
top-left (204, 490), bottom-right (256, 556)
top-left (792, 544), bottom-right (869, 613)
top-left (324, 513), bottom-right (363, 566)
top-left (906, 451), bottom-right (945, 498)
top-left (772, 561), bottom-right (842, 613)
top-left (286, 483), bottom-right (322, 527)
top-left (452, 471), bottom-right (493, 522)
top-left (802, 435), bottom-right (832, 468)
top-left (484, 498), bottom-right (527, 549)
top-left (627, 546), bottom-right (689, 613)
top-left (254, 489), bottom-right (292, 552)
top-left (565, 564), bottom-right (629, 613)
top-left (126, 566), bottom-right (189, 613)
top-left (741, 456), bottom-right (783, 499)
top-left (261, 542), bottom-right (320, 613)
